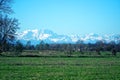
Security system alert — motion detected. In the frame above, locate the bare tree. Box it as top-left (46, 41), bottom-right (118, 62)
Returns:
top-left (76, 40), bottom-right (84, 55)
top-left (0, 0), bottom-right (19, 54)
top-left (0, 15), bottom-right (19, 52)
top-left (65, 44), bottom-right (73, 57)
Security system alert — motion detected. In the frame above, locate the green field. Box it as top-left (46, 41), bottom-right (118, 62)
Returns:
top-left (0, 57), bottom-right (120, 80)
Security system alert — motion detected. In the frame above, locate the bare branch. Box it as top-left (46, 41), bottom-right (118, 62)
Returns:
top-left (0, 0), bottom-right (13, 14)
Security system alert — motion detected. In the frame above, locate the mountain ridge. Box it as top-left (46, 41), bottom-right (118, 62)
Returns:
top-left (17, 29), bottom-right (120, 44)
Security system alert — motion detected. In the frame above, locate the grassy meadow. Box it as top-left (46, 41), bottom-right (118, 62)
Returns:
top-left (0, 54), bottom-right (120, 80)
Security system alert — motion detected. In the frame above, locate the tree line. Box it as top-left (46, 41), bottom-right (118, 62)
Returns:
top-left (19, 40), bottom-right (119, 56)
top-left (1, 39), bottom-right (120, 56)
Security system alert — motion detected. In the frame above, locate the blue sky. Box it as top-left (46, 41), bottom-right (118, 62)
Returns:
top-left (12, 0), bottom-right (120, 35)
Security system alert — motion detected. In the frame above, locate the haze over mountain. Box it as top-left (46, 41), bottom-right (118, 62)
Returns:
top-left (17, 29), bottom-right (120, 45)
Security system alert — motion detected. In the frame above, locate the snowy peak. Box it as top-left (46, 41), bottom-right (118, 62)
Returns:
top-left (17, 29), bottom-right (120, 44)
top-left (17, 29), bottom-right (39, 40)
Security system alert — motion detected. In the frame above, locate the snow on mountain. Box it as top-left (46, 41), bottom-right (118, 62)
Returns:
top-left (17, 29), bottom-right (120, 44)
top-left (17, 29), bottom-right (39, 40)
top-left (39, 34), bottom-right (50, 40)
top-left (70, 34), bottom-right (84, 42)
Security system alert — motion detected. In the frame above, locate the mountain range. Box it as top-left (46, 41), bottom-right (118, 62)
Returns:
top-left (17, 29), bottom-right (120, 45)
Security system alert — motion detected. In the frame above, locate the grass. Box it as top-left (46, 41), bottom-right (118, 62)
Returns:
top-left (0, 56), bottom-right (120, 80)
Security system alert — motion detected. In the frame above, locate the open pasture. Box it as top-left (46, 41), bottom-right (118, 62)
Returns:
top-left (0, 56), bottom-right (120, 80)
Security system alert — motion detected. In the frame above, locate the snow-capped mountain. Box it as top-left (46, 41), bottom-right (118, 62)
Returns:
top-left (17, 29), bottom-right (120, 44)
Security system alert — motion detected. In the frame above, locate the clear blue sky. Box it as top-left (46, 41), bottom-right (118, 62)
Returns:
top-left (12, 0), bottom-right (120, 35)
